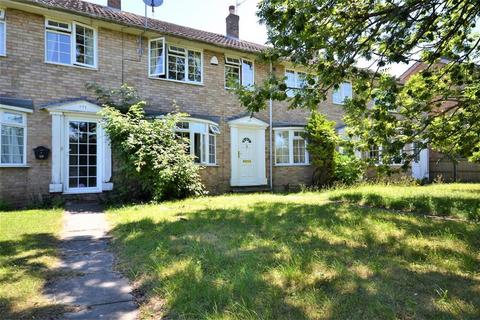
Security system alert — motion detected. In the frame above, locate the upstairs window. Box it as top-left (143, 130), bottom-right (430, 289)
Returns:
top-left (285, 69), bottom-right (307, 97)
top-left (0, 109), bottom-right (27, 166)
top-left (176, 120), bottom-right (219, 165)
top-left (225, 56), bottom-right (254, 89)
top-left (45, 19), bottom-right (97, 68)
top-left (274, 129), bottom-right (309, 165)
top-left (148, 40), bottom-right (203, 84)
top-left (333, 82), bottom-right (352, 104)
top-left (0, 9), bottom-right (6, 56)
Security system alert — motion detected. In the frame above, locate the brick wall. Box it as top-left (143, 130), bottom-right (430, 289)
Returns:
top-left (0, 8), bottom-right (346, 205)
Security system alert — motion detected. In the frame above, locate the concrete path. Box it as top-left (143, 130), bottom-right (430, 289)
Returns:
top-left (46, 202), bottom-right (138, 320)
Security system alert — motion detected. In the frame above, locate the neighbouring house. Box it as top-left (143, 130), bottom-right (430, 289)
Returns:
top-left (0, 0), bottom-right (469, 207)
top-left (399, 61), bottom-right (480, 182)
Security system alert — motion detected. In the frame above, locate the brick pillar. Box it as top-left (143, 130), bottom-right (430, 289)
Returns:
top-left (226, 5), bottom-right (239, 39)
top-left (107, 0), bottom-right (121, 10)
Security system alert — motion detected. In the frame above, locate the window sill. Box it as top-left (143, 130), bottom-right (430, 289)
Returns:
top-left (45, 61), bottom-right (98, 71)
top-left (0, 164), bottom-right (30, 168)
top-left (274, 163), bottom-right (310, 167)
top-left (196, 163), bottom-right (219, 167)
top-left (149, 76), bottom-right (204, 86)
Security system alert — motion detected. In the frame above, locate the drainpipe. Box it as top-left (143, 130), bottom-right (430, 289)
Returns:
top-left (269, 61), bottom-right (273, 190)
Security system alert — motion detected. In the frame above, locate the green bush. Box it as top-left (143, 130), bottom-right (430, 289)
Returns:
top-left (100, 102), bottom-right (205, 202)
top-left (333, 152), bottom-right (364, 185)
top-left (305, 111), bottom-right (338, 187)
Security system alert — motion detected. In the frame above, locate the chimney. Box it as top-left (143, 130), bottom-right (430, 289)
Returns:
top-left (107, 0), bottom-right (121, 10)
top-left (226, 5), bottom-right (239, 39)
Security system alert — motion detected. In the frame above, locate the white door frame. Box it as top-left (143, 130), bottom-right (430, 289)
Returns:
top-left (44, 100), bottom-right (113, 194)
top-left (229, 116), bottom-right (268, 186)
top-left (412, 145), bottom-right (429, 180)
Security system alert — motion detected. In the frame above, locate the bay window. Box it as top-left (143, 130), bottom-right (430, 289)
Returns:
top-left (0, 109), bottom-right (27, 166)
top-left (285, 70), bottom-right (307, 97)
top-left (274, 129), bottom-right (309, 165)
top-left (45, 19), bottom-right (96, 68)
top-left (148, 39), bottom-right (203, 84)
top-left (332, 82), bottom-right (352, 104)
top-left (0, 9), bottom-right (5, 56)
top-left (225, 56), bottom-right (254, 88)
top-left (176, 120), bottom-right (219, 165)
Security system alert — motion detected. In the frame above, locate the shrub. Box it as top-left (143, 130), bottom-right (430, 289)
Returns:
top-left (305, 111), bottom-right (338, 187)
top-left (100, 102), bottom-right (205, 202)
top-left (333, 152), bottom-right (364, 185)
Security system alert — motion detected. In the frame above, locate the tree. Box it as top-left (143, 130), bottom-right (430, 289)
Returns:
top-left (237, 0), bottom-right (480, 163)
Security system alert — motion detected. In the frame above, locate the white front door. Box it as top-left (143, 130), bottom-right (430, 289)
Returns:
top-left (237, 129), bottom-right (257, 185)
top-left (412, 143), bottom-right (429, 180)
top-left (64, 118), bottom-right (102, 193)
top-left (229, 116), bottom-right (268, 187)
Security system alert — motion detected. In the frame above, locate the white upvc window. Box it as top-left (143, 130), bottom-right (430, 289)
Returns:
top-left (0, 109), bottom-right (27, 166)
top-left (363, 145), bottom-right (404, 165)
top-left (225, 56), bottom-right (254, 89)
top-left (176, 120), bottom-right (220, 165)
top-left (333, 82), bottom-right (353, 104)
top-left (45, 19), bottom-right (97, 68)
top-left (148, 40), bottom-right (203, 84)
top-left (274, 129), bottom-right (309, 165)
top-left (285, 69), bottom-right (307, 97)
top-left (0, 9), bottom-right (6, 56)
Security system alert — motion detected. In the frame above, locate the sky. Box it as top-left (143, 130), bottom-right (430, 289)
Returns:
top-left (87, 0), bottom-right (410, 76)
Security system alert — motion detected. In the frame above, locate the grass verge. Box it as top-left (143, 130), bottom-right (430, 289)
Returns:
top-left (328, 183), bottom-right (480, 221)
top-left (0, 209), bottom-right (67, 319)
top-left (108, 192), bottom-right (480, 319)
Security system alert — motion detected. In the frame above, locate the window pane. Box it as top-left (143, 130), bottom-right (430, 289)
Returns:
top-left (188, 50), bottom-right (202, 82)
top-left (225, 65), bottom-right (240, 88)
top-left (0, 22), bottom-right (5, 56)
top-left (194, 133), bottom-right (202, 163)
top-left (2, 112), bottom-right (23, 124)
top-left (168, 54), bottom-right (186, 81)
top-left (293, 135), bottom-right (306, 164)
top-left (275, 131), bottom-right (290, 164)
top-left (242, 60), bottom-right (254, 87)
top-left (150, 39), bottom-right (165, 76)
top-left (209, 134), bottom-right (216, 164)
top-left (75, 25), bottom-right (95, 66)
top-left (46, 31), bottom-right (71, 64)
top-left (1, 125), bottom-right (24, 164)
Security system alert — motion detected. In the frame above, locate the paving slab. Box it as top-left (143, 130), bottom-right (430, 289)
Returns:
top-left (46, 202), bottom-right (138, 320)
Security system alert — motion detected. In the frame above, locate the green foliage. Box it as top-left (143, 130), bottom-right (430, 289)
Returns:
top-left (334, 152), bottom-right (364, 186)
top-left (0, 199), bottom-right (10, 211)
top-left (100, 103), bottom-right (205, 202)
top-left (304, 111), bottom-right (338, 187)
top-left (239, 0), bottom-right (480, 163)
top-left (86, 83), bottom-right (142, 113)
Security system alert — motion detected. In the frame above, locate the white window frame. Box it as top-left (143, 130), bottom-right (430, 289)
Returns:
top-left (224, 56), bottom-right (255, 89)
top-left (176, 119), bottom-right (219, 165)
top-left (0, 107), bottom-right (30, 167)
top-left (274, 128), bottom-right (309, 166)
top-left (285, 69), bottom-right (307, 97)
top-left (44, 18), bottom-right (97, 69)
top-left (363, 145), bottom-right (404, 166)
top-left (148, 41), bottom-right (204, 85)
top-left (0, 9), bottom-right (6, 57)
top-left (148, 37), bottom-right (166, 77)
top-left (333, 82), bottom-right (353, 105)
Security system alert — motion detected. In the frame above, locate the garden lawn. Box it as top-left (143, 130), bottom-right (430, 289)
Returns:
top-left (107, 190), bottom-right (480, 320)
top-left (0, 208), bottom-right (67, 319)
top-left (328, 183), bottom-right (480, 221)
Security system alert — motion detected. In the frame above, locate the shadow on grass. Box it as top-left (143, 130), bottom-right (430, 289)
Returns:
top-left (329, 192), bottom-right (480, 221)
top-left (0, 233), bottom-right (69, 320)
top-left (110, 202), bottom-right (480, 319)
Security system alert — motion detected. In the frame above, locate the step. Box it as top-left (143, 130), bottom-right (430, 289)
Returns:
top-left (230, 185), bottom-right (271, 193)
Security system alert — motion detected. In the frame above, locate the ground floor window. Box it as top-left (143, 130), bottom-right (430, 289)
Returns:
top-left (363, 144), bottom-right (404, 165)
top-left (0, 110), bottom-right (26, 165)
top-left (274, 129), bottom-right (309, 165)
top-left (176, 120), bottom-right (219, 165)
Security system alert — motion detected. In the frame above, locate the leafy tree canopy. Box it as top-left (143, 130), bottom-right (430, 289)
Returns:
top-left (237, 0), bottom-right (480, 163)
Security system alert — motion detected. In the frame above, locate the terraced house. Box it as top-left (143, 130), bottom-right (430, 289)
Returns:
top-left (0, 0), bottom-right (431, 206)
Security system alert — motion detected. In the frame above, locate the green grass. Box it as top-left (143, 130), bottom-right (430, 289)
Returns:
top-left (328, 183), bottom-right (480, 221)
top-left (107, 191), bottom-right (480, 320)
top-left (0, 209), bottom-right (67, 319)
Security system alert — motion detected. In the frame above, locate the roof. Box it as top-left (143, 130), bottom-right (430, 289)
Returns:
top-left (0, 96), bottom-right (34, 110)
top-left (14, 0), bottom-right (268, 53)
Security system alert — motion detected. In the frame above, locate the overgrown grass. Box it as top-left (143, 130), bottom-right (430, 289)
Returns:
top-left (0, 209), bottom-right (66, 319)
top-left (328, 183), bottom-right (480, 221)
top-left (108, 191), bottom-right (480, 319)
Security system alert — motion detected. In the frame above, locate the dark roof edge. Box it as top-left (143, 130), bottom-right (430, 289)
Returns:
top-left (0, 96), bottom-right (34, 110)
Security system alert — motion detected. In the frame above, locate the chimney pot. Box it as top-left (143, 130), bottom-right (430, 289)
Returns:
top-left (226, 6), bottom-right (239, 39)
top-left (107, 0), bottom-right (121, 10)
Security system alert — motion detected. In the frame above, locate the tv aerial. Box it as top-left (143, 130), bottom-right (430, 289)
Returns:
top-left (143, 0), bottom-right (163, 13)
